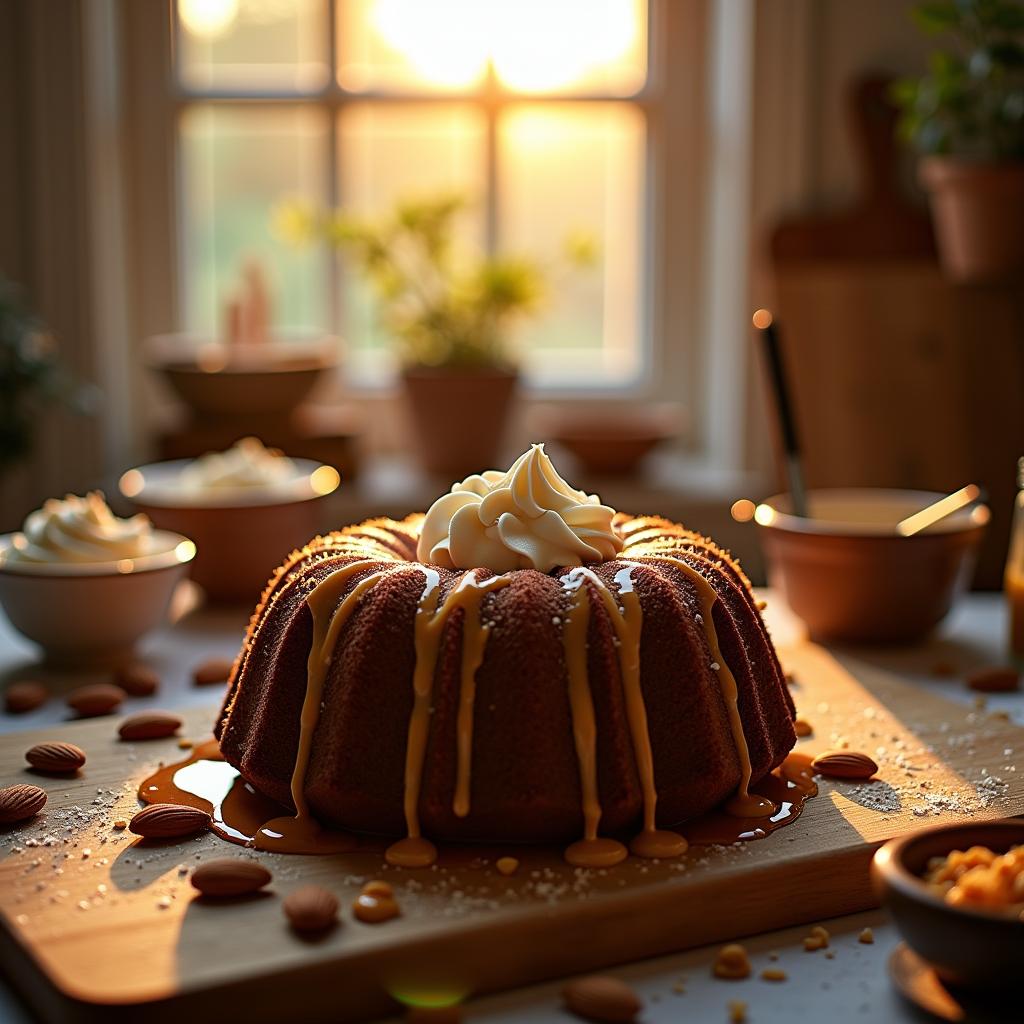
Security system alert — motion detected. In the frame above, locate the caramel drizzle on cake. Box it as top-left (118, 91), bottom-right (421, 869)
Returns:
top-left (259, 518), bottom-right (777, 866)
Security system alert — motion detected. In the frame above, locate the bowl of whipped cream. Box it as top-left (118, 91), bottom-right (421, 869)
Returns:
top-left (0, 492), bottom-right (196, 667)
top-left (119, 437), bottom-right (340, 604)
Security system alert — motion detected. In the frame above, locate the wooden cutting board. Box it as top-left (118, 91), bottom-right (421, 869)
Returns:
top-left (1, 641), bottom-right (1022, 1024)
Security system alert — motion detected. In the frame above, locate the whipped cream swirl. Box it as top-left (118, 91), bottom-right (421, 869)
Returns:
top-left (7, 492), bottom-right (155, 564)
top-left (417, 444), bottom-right (622, 572)
top-left (180, 437), bottom-right (296, 492)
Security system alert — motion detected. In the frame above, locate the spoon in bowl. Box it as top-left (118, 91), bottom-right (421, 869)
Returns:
top-left (896, 484), bottom-right (982, 537)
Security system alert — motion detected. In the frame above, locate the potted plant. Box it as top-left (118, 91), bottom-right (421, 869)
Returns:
top-left (277, 194), bottom-right (592, 476)
top-left (0, 275), bottom-right (92, 476)
top-left (893, 0), bottom-right (1024, 281)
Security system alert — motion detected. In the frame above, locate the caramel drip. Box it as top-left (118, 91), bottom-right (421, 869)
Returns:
top-left (256, 559), bottom-right (385, 853)
top-left (560, 567), bottom-right (686, 863)
top-left (560, 571), bottom-right (628, 868)
top-left (387, 569), bottom-right (509, 867)
top-left (632, 554), bottom-right (774, 818)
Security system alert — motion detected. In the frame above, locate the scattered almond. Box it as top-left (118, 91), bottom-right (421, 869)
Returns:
top-left (713, 943), bottom-right (751, 979)
top-left (190, 858), bottom-right (272, 897)
top-left (811, 750), bottom-right (877, 780)
top-left (5, 680), bottom-right (49, 714)
top-left (67, 683), bottom-right (125, 718)
top-left (0, 784), bottom-right (47, 823)
top-left (118, 711), bottom-right (182, 741)
top-left (115, 662), bottom-right (160, 697)
top-left (794, 718), bottom-right (812, 737)
top-left (129, 803), bottom-right (210, 839)
top-left (113, 820), bottom-right (127, 830)
top-left (283, 885), bottom-right (339, 933)
top-left (193, 658), bottom-right (233, 687)
top-left (966, 666), bottom-right (1019, 693)
top-left (760, 968), bottom-right (787, 982)
top-left (562, 975), bottom-right (642, 1023)
top-left (353, 880), bottom-right (400, 923)
top-left (25, 741), bottom-right (86, 774)
top-left (496, 856), bottom-right (519, 876)
top-left (177, 738), bottom-right (194, 749)
top-left (728, 1000), bottom-right (748, 1023)
top-left (803, 924), bottom-right (830, 951)
top-left (858, 927), bottom-right (874, 944)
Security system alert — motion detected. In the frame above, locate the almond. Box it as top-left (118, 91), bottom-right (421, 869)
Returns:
top-left (5, 680), bottom-right (49, 714)
top-left (966, 666), bottom-right (1019, 693)
top-left (193, 658), bottom-right (233, 687)
top-left (811, 750), bottom-right (878, 780)
top-left (190, 858), bottom-right (272, 897)
top-left (118, 711), bottom-right (182, 741)
top-left (115, 662), bottom-right (160, 697)
top-left (129, 803), bottom-right (210, 838)
top-left (0, 784), bottom-right (47, 823)
top-left (794, 718), bottom-right (813, 737)
top-left (25, 741), bottom-right (86, 774)
top-left (67, 683), bottom-right (125, 718)
top-left (283, 884), bottom-right (339, 933)
top-left (562, 975), bottom-right (642, 1023)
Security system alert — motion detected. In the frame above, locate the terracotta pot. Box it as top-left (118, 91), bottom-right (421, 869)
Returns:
top-left (756, 489), bottom-right (988, 644)
top-left (401, 367), bottom-right (519, 477)
top-left (919, 157), bottom-right (1024, 282)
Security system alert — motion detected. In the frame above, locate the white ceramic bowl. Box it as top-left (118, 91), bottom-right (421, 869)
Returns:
top-left (0, 532), bottom-right (196, 668)
top-left (119, 459), bottom-right (340, 604)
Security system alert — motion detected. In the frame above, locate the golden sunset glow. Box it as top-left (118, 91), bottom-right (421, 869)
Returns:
top-left (363, 0), bottom-right (644, 94)
top-left (178, 0), bottom-right (239, 39)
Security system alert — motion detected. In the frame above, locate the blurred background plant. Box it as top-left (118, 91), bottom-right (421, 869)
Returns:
top-left (0, 275), bottom-right (94, 474)
top-left (892, 0), bottom-right (1024, 158)
top-left (275, 193), bottom-right (597, 370)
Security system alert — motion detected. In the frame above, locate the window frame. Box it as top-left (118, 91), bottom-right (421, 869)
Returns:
top-left (122, 0), bottom-right (717, 457)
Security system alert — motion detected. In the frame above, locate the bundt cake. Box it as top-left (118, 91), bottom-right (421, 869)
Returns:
top-left (216, 444), bottom-right (796, 867)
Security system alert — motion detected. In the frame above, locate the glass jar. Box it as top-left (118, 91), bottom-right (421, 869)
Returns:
top-left (1006, 457), bottom-right (1024, 662)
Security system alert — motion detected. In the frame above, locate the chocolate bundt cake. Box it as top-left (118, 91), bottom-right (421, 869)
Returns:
top-left (216, 445), bottom-right (796, 867)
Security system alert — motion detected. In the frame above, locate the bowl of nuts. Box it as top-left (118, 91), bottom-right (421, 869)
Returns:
top-left (872, 819), bottom-right (1024, 990)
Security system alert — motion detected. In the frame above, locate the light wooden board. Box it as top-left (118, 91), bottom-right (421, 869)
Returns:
top-left (1, 643), bottom-right (1022, 1024)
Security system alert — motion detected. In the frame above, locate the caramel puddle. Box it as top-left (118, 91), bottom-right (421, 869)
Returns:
top-left (138, 745), bottom-right (816, 857)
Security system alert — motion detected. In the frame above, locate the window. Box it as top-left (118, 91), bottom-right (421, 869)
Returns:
top-left (172, 0), bottom-right (654, 388)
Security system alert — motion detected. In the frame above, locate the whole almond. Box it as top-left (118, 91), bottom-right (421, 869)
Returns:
top-left (193, 658), bottom-right (233, 687)
top-left (966, 667), bottom-right (1019, 693)
top-left (25, 741), bottom-right (86, 774)
top-left (563, 975), bottom-right (643, 1023)
top-left (5, 680), bottom-right (49, 714)
top-left (118, 711), bottom-right (182, 741)
top-left (811, 750), bottom-right (878, 780)
top-left (283, 885), bottom-right (339, 933)
top-left (129, 803), bottom-right (211, 839)
top-left (115, 662), bottom-right (160, 697)
top-left (67, 683), bottom-right (125, 718)
top-left (191, 858), bottom-right (272, 897)
top-left (0, 784), bottom-right (47, 824)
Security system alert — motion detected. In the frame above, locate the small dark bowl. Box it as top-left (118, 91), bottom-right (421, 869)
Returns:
top-left (872, 820), bottom-right (1024, 991)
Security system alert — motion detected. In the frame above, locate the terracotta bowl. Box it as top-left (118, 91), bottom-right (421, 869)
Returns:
top-left (0, 532), bottom-right (195, 668)
top-left (755, 489), bottom-right (988, 644)
top-left (146, 333), bottom-right (339, 420)
top-left (540, 404), bottom-right (683, 476)
top-left (120, 459), bottom-right (340, 605)
top-left (872, 820), bottom-right (1024, 990)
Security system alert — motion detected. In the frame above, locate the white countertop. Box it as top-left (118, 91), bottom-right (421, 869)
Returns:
top-left (0, 590), bottom-right (1018, 1023)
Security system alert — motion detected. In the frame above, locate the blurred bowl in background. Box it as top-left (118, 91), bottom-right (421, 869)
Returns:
top-left (0, 532), bottom-right (195, 668)
top-left (537, 403), bottom-right (684, 476)
top-left (120, 458), bottom-right (340, 605)
top-left (145, 332), bottom-right (339, 420)
top-left (754, 488), bottom-right (988, 644)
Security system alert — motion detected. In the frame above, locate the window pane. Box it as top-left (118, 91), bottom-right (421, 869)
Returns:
top-left (337, 104), bottom-right (487, 378)
top-left (179, 105), bottom-right (328, 337)
top-left (498, 104), bottom-right (645, 386)
top-left (337, 0), bottom-right (647, 96)
top-left (177, 0), bottom-right (328, 91)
